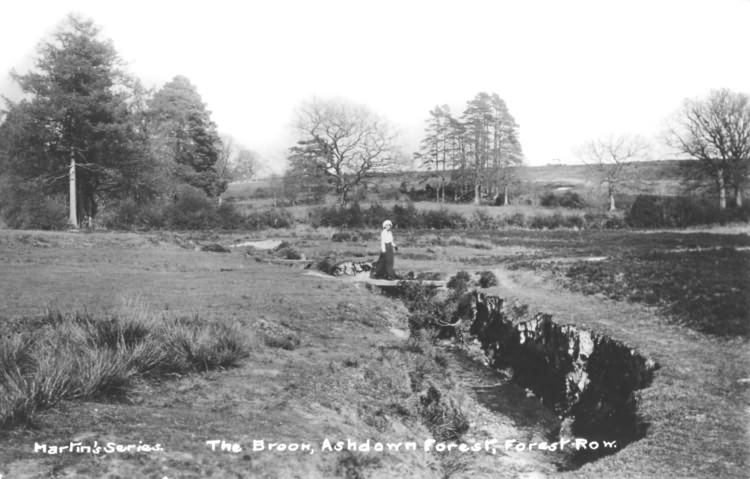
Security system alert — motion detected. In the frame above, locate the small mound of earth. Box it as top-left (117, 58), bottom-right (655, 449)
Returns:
top-left (201, 243), bottom-right (231, 253)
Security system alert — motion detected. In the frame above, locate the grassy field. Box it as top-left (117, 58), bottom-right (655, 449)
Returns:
top-left (225, 160), bottom-right (697, 201)
top-left (0, 227), bottom-right (748, 478)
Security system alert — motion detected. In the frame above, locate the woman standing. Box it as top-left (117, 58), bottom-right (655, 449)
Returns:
top-left (375, 219), bottom-right (397, 280)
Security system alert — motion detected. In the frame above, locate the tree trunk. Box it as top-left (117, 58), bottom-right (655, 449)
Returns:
top-left (717, 170), bottom-right (727, 210)
top-left (68, 154), bottom-right (78, 227)
top-left (609, 191), bottom-right (616, 212)
top-left (474, 183), bottom-right (480, 205)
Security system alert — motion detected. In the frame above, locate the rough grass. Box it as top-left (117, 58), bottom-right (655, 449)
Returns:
top-left (557, 249), bottom-right (750, 337)
top-left (0, 307), bottom-right (252, 428)
top-left (498, 232), bottom-right (750, 338)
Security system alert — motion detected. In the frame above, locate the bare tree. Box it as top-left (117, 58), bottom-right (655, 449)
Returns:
top-left (668, 89), bottom-right (750, 209)
top-left (581, 134), bottom-right (650, 211)
top-left (218, 134), bottom-right (260, 182)
top-left (289, 97), bottom-right (397, 204)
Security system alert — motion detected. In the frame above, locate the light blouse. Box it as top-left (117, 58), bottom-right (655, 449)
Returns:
top-left (381, 229), bottom-right (395, 252)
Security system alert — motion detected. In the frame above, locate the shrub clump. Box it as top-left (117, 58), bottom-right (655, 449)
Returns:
top-left (627, 194), bottom-right (750, 228)
top-left (99, 185), bottom-right (294, 231)
top-left (417, 383), bottom-right (470, 441)
top-left (540, 191), bottom-right (586, 209)
top-left (0, 189), bottom-right (69, 231)
top-left (446, 271), bottom-right (471, 294)
top-left (476, 270), bottom-right (498, 288)
top-left (312, 202), bottom-right (468, 230)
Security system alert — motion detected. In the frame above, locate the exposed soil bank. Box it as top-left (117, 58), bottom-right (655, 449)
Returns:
top-left (469, 292), bottom-right (659, 465)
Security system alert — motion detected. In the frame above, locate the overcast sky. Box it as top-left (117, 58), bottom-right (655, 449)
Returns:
top-left (3, 0), bottom-right (750, 173)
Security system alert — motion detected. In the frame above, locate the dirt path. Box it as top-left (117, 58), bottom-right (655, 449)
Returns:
top-left (434, 346), bottom-right (570, 479)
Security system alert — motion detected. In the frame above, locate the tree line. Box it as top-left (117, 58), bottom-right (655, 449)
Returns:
top-left (283, 93), bottom-right (524, 206)
top-left (0, 15), bottom-right (257, 229)
top-left (283, 90), bottom-right (749, 212)
top-left (1, 14), bottom-right (748, 230)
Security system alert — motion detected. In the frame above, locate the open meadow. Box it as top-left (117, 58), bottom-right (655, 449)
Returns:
top-left (0, 225), bottom-right (748, 479)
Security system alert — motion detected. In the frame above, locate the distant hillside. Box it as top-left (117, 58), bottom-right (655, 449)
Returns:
top-left (224, 159), bottom-right (708, 207)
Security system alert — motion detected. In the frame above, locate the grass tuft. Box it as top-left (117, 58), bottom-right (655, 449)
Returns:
top-left (0, 307), bottom-right (253, 428)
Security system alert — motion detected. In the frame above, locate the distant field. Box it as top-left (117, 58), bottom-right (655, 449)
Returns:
top-left (224, 160), bottom-right (704, 207)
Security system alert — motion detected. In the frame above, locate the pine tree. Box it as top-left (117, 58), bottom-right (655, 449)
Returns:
top-left (0, 14), bottom-right (154, 227)
top-left (415, 105), bottom-right (451, 201)
top-left (148, 75), bottom-right (226, 198)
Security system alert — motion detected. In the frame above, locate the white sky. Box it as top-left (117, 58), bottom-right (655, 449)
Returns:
top-left (2, 0), bottom-right (750, 173)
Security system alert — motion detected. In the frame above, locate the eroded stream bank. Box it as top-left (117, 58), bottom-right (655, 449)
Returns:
top-left (468, 292), bottom-right (659, 467)
top-left (377, 277), bottom-right (659, 472)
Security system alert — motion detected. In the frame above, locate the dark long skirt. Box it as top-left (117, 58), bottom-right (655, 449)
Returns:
top-left (373, 243), bottom-right (395, 279)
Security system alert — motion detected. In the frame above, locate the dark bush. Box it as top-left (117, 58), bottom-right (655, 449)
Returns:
top-left (506, 212), bottom-right (527, 228)
top-left (447, 271), bottom-right (471, 293)
top-left (476, 270), bottom-right (498, 288)
top-left (365, 203), bottom-right (391, 227)
top-left (583, 212), bottom-right (626, 230)
top-left (469, 209), bottom-right (496, 229)
top-left (540, 190), bottom-right (586, 209)
top-left (417, 383), bottom-right (470, 441)
top-left (313, 202), bottom-right (468, 230)
top-left (215, 203), bottom-right (245, 229)
top-left (162, 185), bottom-right (217, 229)
top-left (27, 195), bottom-right (69, 230)
top-left (102, 198), bottom-right (139, 229)
top-left (275, 247), bottom-right (303, 260)
top-left (565, 214), bottom-right (585, 229)
top-left (627, 195), bottom-right (749, 228)
top-left (244, 208), bottom-right (294, 229)
top-left (314, 204), bottom-right (353, 228)
top-left (396, 281), bottom-right (441, 312)
top-left (345, 201), bottom-right (365, 228)
top-left (315, 256), bottom-right (338, 275)
top-left (1, 188), bottom-right (68, 230)
top-left (529, 212), bottom-right (565, 229)
top-left (422, 208), bottom-right (466, 229)
top-left (529, 215), bottom-right (550, 229)
top-left (331, 232), bottom-right (355, 242)
top-left (392, 202), bottom-right (419, 228)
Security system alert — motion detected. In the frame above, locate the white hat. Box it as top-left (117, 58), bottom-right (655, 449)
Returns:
top-left (382, 220), bottom-right (392, 228)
